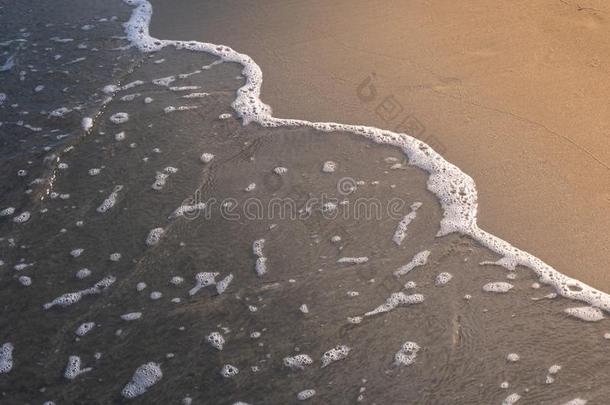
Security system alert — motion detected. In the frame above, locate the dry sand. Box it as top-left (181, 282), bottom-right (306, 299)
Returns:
top-left (149, 0), bottom-right (609, 290)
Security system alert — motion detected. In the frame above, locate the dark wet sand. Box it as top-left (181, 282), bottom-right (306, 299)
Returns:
top-left (148, 0), bottom-right (610, 291)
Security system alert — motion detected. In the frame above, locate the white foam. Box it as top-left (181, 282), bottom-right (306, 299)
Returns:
top-left (506, 353), bottom-right (520, 362)
top-left (394, 250), bottom-right (430, 277)
top-left (169, 202), bottom-right (206, 219)
top-left (502, 393), bottom-right (521, 405)
top-left (206, 332), bottom-right (225, 350)
top-left (394, 341), bottom-right (420, 366)
top-left (75, 322), bottom-right (95, 337)
top-left (182, 92), bottom-right (209, 99)
top-left (82, 117), bottom-right (93, 132)
top-left (13, 211), bottom-right (31, 223)
top-left (109, 112), bottom-right (129, 124)
top-left (0, 207), bottom-right (15, 216)
top-left (121, 312), bottom-right (142, 321)
top-left (392, 202), bottom-right (422, 245)
top-left (322, 161), bottom-right (337, 173)
top-left (200, 152), bottom-right (215, 163)
top-left (189, 272), bottom-right (218, 295)
top-left (97, 185), bottom-right (123, 213)
top-left (121, 0), bottom-right (610, 313)
top-left (43, 276), bottom-right (116, 310)
top-left (365, 292), bottom-right (424, 317)
top-left (283, 354), bottom-right (313, 370)
top-left (337, 257), bottom-right (369, 265)
top-left (64, 355), bottom-right (92, 380)
top-left (273, 166), bottom-right (288, 176)
top-left (482, 282), bottom-right (514, 293)
top-left (320, 345), bottom-right (350, 368)
top-left (564, 306), bottom-right (604, 322)
top-left (122, 362), bottom-right (163, 398)
top-left (145, 227), bottom-right (165, 246)
top-left (297, 389), bottom-right (316, 401)
top-left (435, 272), bottom-right (453, 286)
top-left (164, 105), bottom-right (199, 113)
top-left (220, 364), bottom-right (239, 378)
top-left (0, 343), bottom-right (13, 374)
top-left (18, 276), bottom-right (32, 286)
top-left (216, 273), bottom-right (233, 295)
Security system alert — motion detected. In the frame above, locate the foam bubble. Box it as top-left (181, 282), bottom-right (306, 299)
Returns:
top-left (392, 202), bottom-right (422, 245)
top-left (120, 0), bottom-right (610, 314)
top-left (200, 152), bottom-right (215, 163)
top-left (13, 211), bottom-right (31, 223)
top-left (18, 276), bottom-right (32, 286)
top-left (244, 182), bottom-right (256, 192)
top-left (321, 345), bottom-right (350, 368)
top-left (273, 166), bottom-right (287, 175)
top-left (97, 185), bottom-right (123, 213)
top-left (145, 227), bottom-right (165, 246)
top-left (322, 161), bottom-right (337, 173)
top-left (219, 113), bottom-right (232, 120)
top-left (564, 306), bottom-right (604, 322)
top-left (0, 207), bottom-right (15, 216)
top-left (394, 250), bottom-right (430, 277)
top-left (76, 268), bottom-right (92, 279)
top-left (70, 248), bottom-right (84, 258)
top-left (169, 202), bottom-right (206, 219)
top-left (435, 272), bottom-right (453, 286)
top-left (297, 389), bottom-right (316, 401)
top-left (150, 291), bottom-right (162, 300)
top-left (109, 112), bottom-right (129, 124)
top-left (122, 362), bottom-right (163, 399)
top-left (64, 355), bottom-right (92, 380)
top-left (506, 353), bottom-right (520, 362)
top-left (43, 276), bottom-right (116, 310)
top-left (152, 76), bottom-right (175, 86)
top-left (500, 393), bottom-right (521, 405)
top-left (283, 354), bottom-right (313, 370)
top-left (220, 364), bottom-right (239, 378)
top-left (206, 332), bottom-right (225, 350)
top-left (121, 312), bottom-right (142, 321)
top-left (75, 322), bottom-right (95, 337)
top-left (189, 272), bottom-right (218, 295)
top-left (482, 282), bottom-right (514, 293)
top-left (365, 292), bottom-right (424, 317)
top-left (394, 341), bottom-right (420, 366)
top-left (337, 257), bottom-right (369, 265)
top-left (216, 273), bottom-right (233, 295)
top-left (255, 257), bottom-right (267, 276)
top-left (0, 343), bottom-right (13, 374)
top-left (82, 117), bottom-right (93, 132)
top-left (182, 92), bottom-right (209, 99)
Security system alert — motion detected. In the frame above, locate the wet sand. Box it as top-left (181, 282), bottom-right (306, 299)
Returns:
top-left (148, 0), bottom-right (610, 291)
top-left (1, 1), bottom-right (609, 403)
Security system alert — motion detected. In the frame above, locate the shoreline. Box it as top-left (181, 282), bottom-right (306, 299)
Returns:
top-left (147, 0), bottom-right (609, 291)
top-left (126, 0), bottom-right (610, 308)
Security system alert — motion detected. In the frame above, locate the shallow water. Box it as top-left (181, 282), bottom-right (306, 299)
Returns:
top-left (0, 1), bottom-right (609, 404)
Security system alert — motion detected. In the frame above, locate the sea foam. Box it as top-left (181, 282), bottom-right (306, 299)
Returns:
top-left (120, 0), bottom-right (610, 313)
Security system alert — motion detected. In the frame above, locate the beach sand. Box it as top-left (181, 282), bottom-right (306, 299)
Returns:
top-left (149, 0), bottom-right (610, 291)
top-left (1, 1), bottom-right (609, 403)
